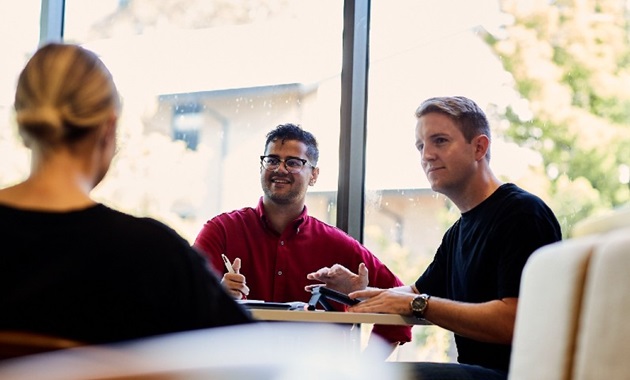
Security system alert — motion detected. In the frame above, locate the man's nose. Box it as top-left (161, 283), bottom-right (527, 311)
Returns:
top-left (421, 146), bottom-right (435, 161)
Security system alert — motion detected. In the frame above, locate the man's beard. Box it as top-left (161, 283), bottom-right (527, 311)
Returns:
top-left (262, 179), bottom-right (301, 205)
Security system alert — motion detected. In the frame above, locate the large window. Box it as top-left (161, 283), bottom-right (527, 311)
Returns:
top-left (63, 0), bottom-right (344, 240)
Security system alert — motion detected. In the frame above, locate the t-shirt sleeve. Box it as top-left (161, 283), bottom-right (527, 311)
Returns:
top-left (494, 206), bottom-right (561, 299)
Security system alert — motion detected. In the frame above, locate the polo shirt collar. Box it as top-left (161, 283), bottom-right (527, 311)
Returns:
top-left (255, 197), bottom-right (308, 233)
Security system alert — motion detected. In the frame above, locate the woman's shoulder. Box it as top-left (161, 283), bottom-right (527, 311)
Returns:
top-left (99, 205), bottom-right (187, 239)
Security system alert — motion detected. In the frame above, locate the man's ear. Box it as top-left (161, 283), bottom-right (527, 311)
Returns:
top-left (309, 166), bottom-right (320, 186)
top-left (473, 134), bottom-right (490, 162)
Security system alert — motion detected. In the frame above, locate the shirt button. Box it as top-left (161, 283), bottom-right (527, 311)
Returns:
top-left (280, 241), bottom-right (285, 246)
top-left (277, 271), bottom-right (283, 276)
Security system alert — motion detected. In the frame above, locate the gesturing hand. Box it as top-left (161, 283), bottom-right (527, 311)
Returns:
top-left (305, 263), bottom-right (369, 294)
top-left (221, 257), bottom-right (250, 299)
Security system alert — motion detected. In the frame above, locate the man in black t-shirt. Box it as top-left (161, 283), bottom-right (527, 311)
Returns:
top-left (307, 96), bottom-right (561, 380)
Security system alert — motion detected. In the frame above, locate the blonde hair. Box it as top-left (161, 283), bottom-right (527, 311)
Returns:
top-left (14, 43), bottom-right (120, 146)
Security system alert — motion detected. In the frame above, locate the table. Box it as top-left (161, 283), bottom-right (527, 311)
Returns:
top-left (249, 308), bottom-right (431, 355)
top-left (250, 308), bottom-right (429, 326)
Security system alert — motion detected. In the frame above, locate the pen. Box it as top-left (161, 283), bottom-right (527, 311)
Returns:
top-left (221, 254), bottom-right (236, 274)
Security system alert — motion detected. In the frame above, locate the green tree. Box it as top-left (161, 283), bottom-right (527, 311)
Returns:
top-left (485, 0), bottom-right (630, 235)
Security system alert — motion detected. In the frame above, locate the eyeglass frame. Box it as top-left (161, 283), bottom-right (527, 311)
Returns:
top-left (260, 155), bottom-right (315, 173)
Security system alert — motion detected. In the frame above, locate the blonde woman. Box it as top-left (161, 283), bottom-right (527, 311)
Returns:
top-left (0, 43), bottom-right (252, 344)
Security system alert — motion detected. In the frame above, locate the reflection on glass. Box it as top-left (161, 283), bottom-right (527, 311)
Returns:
top-left (63, 0), bottom-right (343, 241)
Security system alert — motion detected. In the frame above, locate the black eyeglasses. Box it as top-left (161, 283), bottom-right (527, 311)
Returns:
top-left (260, 155), bottom-right (313, 173)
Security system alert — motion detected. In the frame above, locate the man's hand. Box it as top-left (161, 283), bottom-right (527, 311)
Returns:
top-left (221, 257), bottom-right (250, 299)
top-left (305, 263), bottom-right (369, 294)
top-left (348, 288), bottom-right (416, 315)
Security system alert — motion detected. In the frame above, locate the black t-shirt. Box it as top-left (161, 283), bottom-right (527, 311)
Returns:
top-left (415, 183), bottom-right (562, 372)
top-left (0, 203), bottom-right (253, 344)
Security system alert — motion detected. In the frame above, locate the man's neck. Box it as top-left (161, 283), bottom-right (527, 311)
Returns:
top-left (262, 199), bottom-right (305, 234)
top-left (449, 170), bottom-right (503, 213)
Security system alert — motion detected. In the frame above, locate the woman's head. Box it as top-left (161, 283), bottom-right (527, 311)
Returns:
top-left (14, 43), bottom-right (120, 149)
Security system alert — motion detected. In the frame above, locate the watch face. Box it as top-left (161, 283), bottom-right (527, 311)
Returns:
top-left (412, 296), bottom-right (427, 312)
top-left (413, 297), bottom-right (427, 311)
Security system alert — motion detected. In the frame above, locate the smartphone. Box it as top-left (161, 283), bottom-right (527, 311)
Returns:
top-left (310, 286), bottom-right (359, 309)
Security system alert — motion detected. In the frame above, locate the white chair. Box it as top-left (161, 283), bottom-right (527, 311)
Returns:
top-left (571, 204), bottom-right (630, 238)
top-left (572, 227), bottom-right (630, 380)
top-left (508, 236), bottom-right (599, 380)
top-left (510, 208), bottom-right (630, 380)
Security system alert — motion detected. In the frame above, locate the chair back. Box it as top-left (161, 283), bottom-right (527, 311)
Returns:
top-left (508, 237), bottom-right (598, 380)
top-left (572, 228), bottom-right (630, 379)
top-left (510, 223), bottom-right (630, 380)
top-left (571, 204), bottom-right (630, 237)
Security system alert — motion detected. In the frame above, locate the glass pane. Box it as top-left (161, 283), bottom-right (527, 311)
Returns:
top-left (367, 0), bottom-right (630, 362)
top-left (0, 1), bottom-right (41, 189)
top-left (63, 0), bottom-right (343, 241)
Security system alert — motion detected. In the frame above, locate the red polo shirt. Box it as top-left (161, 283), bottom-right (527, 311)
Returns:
top-left (193, 197), bottom-right (412, 345)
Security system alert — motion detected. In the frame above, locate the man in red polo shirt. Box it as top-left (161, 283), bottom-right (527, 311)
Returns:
top-left (193, 123), bottom-right (411, 351)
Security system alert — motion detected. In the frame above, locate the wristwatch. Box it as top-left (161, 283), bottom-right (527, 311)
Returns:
top-left (410, 294), bottom-right (430, 319)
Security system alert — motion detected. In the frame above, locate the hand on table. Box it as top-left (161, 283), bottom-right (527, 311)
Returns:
top-left (347, 288), bottom-right (415, 316)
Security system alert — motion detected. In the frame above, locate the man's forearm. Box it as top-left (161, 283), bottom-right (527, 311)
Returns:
top-left (423, 297), bottom-right (517, 344)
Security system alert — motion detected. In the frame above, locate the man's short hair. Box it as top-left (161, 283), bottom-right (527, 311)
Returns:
top-left (264, 123), bottom-right (319, 166)
top-left (415, 96), bottom-right (492, 161)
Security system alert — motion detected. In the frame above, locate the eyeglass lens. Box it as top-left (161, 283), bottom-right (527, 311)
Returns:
top-left (262, 157), bottom-right (305, 173)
